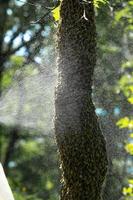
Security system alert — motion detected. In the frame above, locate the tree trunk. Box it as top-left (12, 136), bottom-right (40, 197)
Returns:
top-left (0, 1), bottom-right (9, 96)
top-left (0, 1), bottom-right (9, 50)
top-left (0, 0), bottom-right (10, 162)
top-left (3, 73), bottom-right (24, 174)
top-left (3, 127), bottom-right (19, 174)
top-left (54, 0), bottom-right (108, 199)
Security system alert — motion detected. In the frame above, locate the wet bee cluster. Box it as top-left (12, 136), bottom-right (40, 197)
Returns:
top-left (55, 0), bottom-right (108, 199)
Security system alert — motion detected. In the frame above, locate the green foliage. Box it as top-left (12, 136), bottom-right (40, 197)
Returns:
top-left (13, 192), bottom-right (43, 200)
top-left (122, 61), bottom-right (133, 69)
top-left (116, 117), bottom-right (130, 129)
top-left (114, 0), bottom-right (133, 31)
top-left (116, 7), bottom-right (133, 194)
top-left (2, 56), bottom-right (25, 89)
top-left (7, 135), bottom-right (59, 200)
top-left (117, 75), bottom-right (133, 97)
top-left (94, 0), bottom-right (108, 7)
top-left (0, 0), bottom-right (132, 200)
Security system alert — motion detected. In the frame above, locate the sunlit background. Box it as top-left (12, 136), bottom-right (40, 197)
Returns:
top-left (0, 0), bottom-right (133, 199)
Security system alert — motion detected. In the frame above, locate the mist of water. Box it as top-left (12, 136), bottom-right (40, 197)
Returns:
top-left (0, 59), bottom-right (57, 134)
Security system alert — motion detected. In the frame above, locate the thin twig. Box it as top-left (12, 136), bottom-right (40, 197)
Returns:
top-left (16, 0), bottom-right (60, 10)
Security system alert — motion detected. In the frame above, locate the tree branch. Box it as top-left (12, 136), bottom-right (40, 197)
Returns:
top-left (3, 22), bottom-right (45, 59)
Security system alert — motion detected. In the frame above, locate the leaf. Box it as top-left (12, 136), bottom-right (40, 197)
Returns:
top-left (123, 187), bottom-right (133, 196)
top-left (10, 55), bottom-right (25, 68)
top-left (52, 6), bottom-right (60, 21)
top-left (115, 7), bottom-right (130, 22)
top-left (125, 143), bottom-right (133, 155)
top-left (45, 180), bottom-right (54, 190)
top-left (116, 117), bottom-right (129, 128)
top-left (94, 0), bottom-right (108, 8)
top-left (52, 0), bottom-right (62, 21)
top-left (128, 86), bottom-right (133, 93)
top-left (128, 179), bottom-right (133, 185)
top-left (129, 133), bottom-right (133, 138)
top-left (128, 97), bottom-right (133, 104)
top-left (128, 120), bottom-right (133, 129)
top-left (128, 0), bottom-right (133, 6)
top-left (122, 60), bottom-right (133, 69)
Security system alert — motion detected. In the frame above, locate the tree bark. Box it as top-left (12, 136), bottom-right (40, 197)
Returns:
top-left (3, 73), bottom-right (24, 174)
top-left (55, 0), bottom-right (108, 199)
top-left (0, 1), bottom-right (9, 96)
top-left (3, 127), bottom-right (19, 174)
